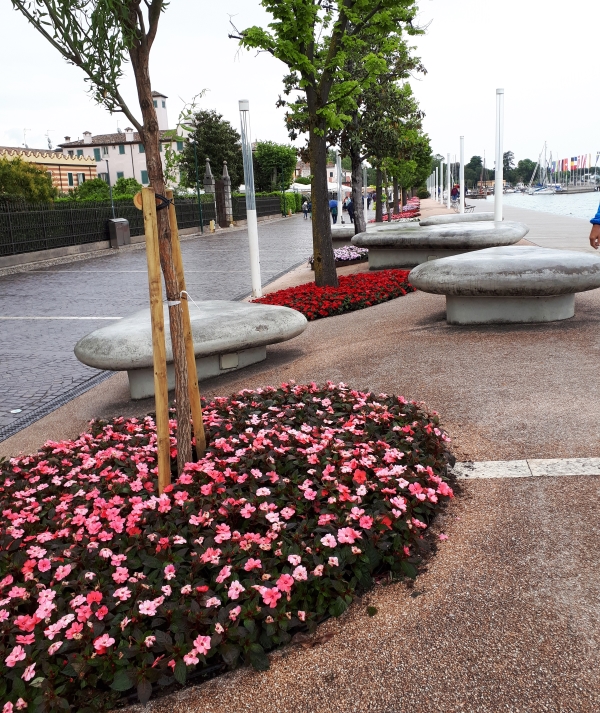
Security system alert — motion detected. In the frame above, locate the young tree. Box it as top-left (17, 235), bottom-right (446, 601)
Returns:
top-left (11, 0), bottom-right (193, 469)
top-left (0, 157), bottom-right (57, 201)
top-left (70, 176), bottom-right (111, 201)
top-left (233, 0), bottom-right (419, 287)
top-left (253, 141), bottom-right (298, 193)
top-left (179, 110), bottom-right (245, 190)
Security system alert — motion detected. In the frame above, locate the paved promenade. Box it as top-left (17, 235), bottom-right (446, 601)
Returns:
top-left (0, 215), bottom-right (313, 438)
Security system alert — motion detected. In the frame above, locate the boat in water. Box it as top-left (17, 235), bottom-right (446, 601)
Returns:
top-left (528, 143), bottom-right (556, 195)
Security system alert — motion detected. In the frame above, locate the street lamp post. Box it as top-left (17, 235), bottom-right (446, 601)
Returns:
top-left (104, 159), bottom-right (115, 219)
top-left (459, 137), bottom-right (465, 214)
top-left (193, 141), bottom-right (204, 234)
top-left (239, 100), bottom-right (262, 298)
top-left (495, 88), bottom-right (504, 222)
top-left (446, 153), bottom-right (451, 209)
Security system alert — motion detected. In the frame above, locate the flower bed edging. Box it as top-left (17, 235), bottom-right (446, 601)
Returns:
top-left (0, 382), bottom-right (453, 711)
top-left (254, 269), bottom-right (415, 320)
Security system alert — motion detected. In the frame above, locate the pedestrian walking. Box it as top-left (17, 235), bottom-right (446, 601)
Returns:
top-left (307, 200), bottom-right (312, 217)
top-left (367, 193), bottom-right (372, 210)
top-left (329, 198), bottom-right (338, 224)
top-left (302, 199), bottom-right (309, 220)
top-left (347, 198), bottom-right (354, 223)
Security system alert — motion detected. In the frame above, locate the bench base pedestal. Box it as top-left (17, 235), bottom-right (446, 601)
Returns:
top-left (369, 247), bottom-right (473, 270)
top-left (446, 294), bottom-right (575, 325)
top-left (127, 346), bottom-right (267, 400)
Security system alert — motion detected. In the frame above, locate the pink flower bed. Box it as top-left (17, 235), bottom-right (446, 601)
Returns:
top-left (0, 383), bottom-right (453, 711)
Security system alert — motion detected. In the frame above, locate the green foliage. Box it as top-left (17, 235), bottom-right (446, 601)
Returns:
top-left (515, 158), bottom-right (537, 184)
top-left (179, 110), bottom-right (244, 190)
top-left (294, 176), bottom-right (311, 185)
top-left (71, 177), bottom-right (111, 200)
top-left (162, 91), bottom-right (207, 186)
top-left (112, 176), bottom-right (142, 198)
top-left (416, 188), bottom-right (430, 199)
top-left (253, 141), bottom-right (298, 192)
top-left (0, 157), bottom-right (56, 201)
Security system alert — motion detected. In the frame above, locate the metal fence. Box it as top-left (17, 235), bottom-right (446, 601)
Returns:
top-left (0, 197), bottom-right (217, 258)
top-left (232, 196), bottom-right (283, 222)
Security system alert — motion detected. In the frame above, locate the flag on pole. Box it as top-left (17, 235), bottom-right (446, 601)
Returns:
top-left (571, 157), bottom-right (578, 171)
top-left (581, 155), bottom-right (587, 169)
top-left (596, 151), bottom-right (600, 167)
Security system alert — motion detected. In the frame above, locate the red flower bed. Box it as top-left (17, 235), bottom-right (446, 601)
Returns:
top-left (254, 270), bottom-right (415, 320)
top-left (0, 383), bottom-right (453, 711)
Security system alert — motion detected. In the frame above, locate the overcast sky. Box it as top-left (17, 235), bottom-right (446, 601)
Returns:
top-left (1, 0), bottom-right (598, 166)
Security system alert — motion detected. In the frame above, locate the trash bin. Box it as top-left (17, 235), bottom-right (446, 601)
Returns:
top-left (108, 218), bottom-right (131, 248)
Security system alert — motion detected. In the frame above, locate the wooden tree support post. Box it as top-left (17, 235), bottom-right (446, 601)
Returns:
top-left (139, 187), bottom-right (171, 493)
top-left (166, 190), bottom-right (207, 456)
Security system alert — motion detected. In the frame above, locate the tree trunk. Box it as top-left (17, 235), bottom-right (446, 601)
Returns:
top-left (393, 177), bottom-right (400, 214)
top-left (350, 148), bottom-right (366, 235)
top-left (130, 46), bottom-right (192, 472)
top-left (309, 129), bottom-right (338, 287)
top-left (401, 186), bottom-right (407, 207)
top-left (383, 170), bottom-right (392, 222)
top-left (375, 167), bottom-right (383, 223)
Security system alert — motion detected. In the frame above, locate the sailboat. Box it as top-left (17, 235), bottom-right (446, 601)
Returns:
top-left (527, 143), bottom-right (556, 195)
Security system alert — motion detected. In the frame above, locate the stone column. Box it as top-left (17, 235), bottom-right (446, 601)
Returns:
top-left (203, 158), bottom-right (215, 194)
top-left (222, 161), bottom-right (233, 226)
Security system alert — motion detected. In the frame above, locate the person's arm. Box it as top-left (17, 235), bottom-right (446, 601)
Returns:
top-left (589, 203), bottom-right (600, 248)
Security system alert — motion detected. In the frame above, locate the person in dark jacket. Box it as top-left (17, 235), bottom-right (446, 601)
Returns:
top-left (589, 203), bottom-right (600, 248)
top-left (346, 198), bottom-right (354, 223)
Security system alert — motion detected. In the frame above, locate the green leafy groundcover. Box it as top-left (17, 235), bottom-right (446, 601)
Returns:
top-left (0, 383), bottom-right (453, 712)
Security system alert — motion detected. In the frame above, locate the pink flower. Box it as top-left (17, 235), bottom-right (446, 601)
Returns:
top-left (93, 633), bottom-right (115, 654)
top-left (55, 564), bottom-right (72, 581)
top-left (215, 565), bottom-right (232, 583)
top-left (38, 559), bottom-right (52, 573)
top-left (113, 587), bottom-right (131, 601)
top-left (303, 488), bottom-right (317, 500)
top-left (164, 564), bottom-right (177, 581)
top-left (66, 622), bottom-right (83, 640)
top-left (256, 487), bottom-right (271, 497)
top-left (16, 634), bottom-right (35, 645)
top-left (48, 641), bottom-right (63, 655)
top-left (144, 636), bottom-right (156, 648)
top-left (439, 533), bottom-right (448, 541)
top-left (3, 703), bottom-right (14, 713)
top-left (328, 557), bottom-right (339, 567)
top-left (112, 567), bottom-right (129, 584)
top-left (276, 574), bottom-right (295, 592)
top-left (95, 605), bottom-right (109, 620)
top-left (244, 558), bottom-right (262, 571)
top-left (411, 517), bottom-right (427, 530)
top-left (183, 651), bottom-right (200, 665)
top-left (240, 504), bottom-right (256, 518)
top-left (320, 534), bottom-right (337, 548)
top-left (229, 605), bottom-right (242, 621)
top-left (280, 507), bottom-right (295, 520)
top-left (337, 527), bottom-right (362, 544)
top-left (16, 700), bottom-right (27, 711)
top-left (297, 610), bottom-right (306, 622)
top-left (292, 565), bottom-right (308, 581)
top-left (262, 587), bottom-right (282, 608)
top-left (5, 645), bottom-right (27, 667)
top-left (181, 584), bottom-right (192, 595)
top-left (22, 663), bottom-right (36, 682)
top-left (313, 565), bottom-right (324, 576)
top-left (205, 597), bottom-right (221, 608)
top-left (138, 598), bottom-right (163, 616)
top-left (193, 634), bottom-right (212, 655)
top-left (0, 610), bottom-right (9, 622)
top-left (359, 515), bottom-right (373, 530)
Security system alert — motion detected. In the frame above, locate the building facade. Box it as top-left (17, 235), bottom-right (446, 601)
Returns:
top-left (57, 92), bottom-right (183, 187)
top-left (0, 146), bottom-right (96, 192)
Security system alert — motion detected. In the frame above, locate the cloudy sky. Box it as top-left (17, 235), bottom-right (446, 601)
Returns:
top-left (1, 0), bottom-right (598, 167)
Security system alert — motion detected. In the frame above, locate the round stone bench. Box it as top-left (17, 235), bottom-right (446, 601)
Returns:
top-left (408, 246), bottom-right (600, 324)
top-left (351, 221), bottom-right (528, 269)
top-left (75, 301), bottom-right (308, 399)
top-left (420, 212), bottom-right (494, 226)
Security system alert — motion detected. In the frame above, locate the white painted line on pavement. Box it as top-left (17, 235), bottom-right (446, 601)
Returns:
top-left (452, 457), bottom-right (600, 480)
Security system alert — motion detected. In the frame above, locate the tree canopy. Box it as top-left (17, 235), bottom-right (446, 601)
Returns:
top-left (0, 157), bottom-right (57, 201)
top-left (179, 110), bottom-right (244, 190)
top-left (253, 141), bottom-right (298, 192)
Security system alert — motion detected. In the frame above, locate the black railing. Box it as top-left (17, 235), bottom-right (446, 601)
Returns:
top-left (232, 196), bottom-right (285, 222)
top-left (0, 197), bottom-right (217, 258)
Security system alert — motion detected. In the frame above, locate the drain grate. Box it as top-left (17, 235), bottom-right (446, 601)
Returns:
top-left (0, 371), bottom-right (114, 444)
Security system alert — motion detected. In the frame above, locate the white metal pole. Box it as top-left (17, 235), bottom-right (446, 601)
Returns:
top-left (434, 168), bottom-right (438, 205)
top-left (459, 137), bottom-right (465, 214)
top-left (239, 100), bottom-right (262, 298)
top-left (446, 152), bottom-right (451, 209)
top-left (439, 159), bottom-right (443, 203)
top-left (495, 88), bottom-right (504, 221)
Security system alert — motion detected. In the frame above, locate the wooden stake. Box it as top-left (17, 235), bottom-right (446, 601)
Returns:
top-left (140, 187), bottom-right (171, 494)
top-left (166, 190), bottom-right (207, 456)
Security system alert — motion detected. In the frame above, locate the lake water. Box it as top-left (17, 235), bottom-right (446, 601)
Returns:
top-left (498, 191), bottom-right (600, 221)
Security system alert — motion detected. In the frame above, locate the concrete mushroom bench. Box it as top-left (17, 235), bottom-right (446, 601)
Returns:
top-left (75, 301), bottom-right (308, 399)
top-left (409, 246), bottom-right (600, 325)
top-left (420, 212), bottom-right (495, 226)
top-left (351, 221), bottom-right (528, 269)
